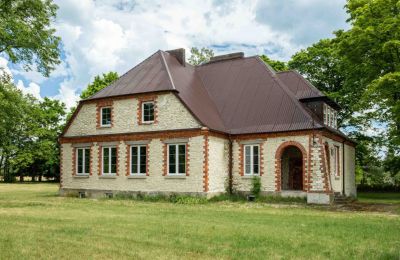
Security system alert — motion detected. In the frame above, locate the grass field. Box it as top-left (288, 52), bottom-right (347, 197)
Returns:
top-left (357, 192), bottom-right (400, 204)
top-left (0, 183), bottom-right (399, 259)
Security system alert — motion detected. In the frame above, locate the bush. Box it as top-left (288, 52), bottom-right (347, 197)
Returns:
top-left (251, 176), bottom-right (261, 197)
top-left (3, 172), bottom-right (15, 183)
top-left (357, 184), bottom-right (400, 192)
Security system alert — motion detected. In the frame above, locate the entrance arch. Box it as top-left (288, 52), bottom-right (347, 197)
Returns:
top-left (275, 141), bottom-right (307, 191)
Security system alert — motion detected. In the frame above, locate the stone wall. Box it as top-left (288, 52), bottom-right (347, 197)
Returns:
top-left (64, 93), bottom-right (201, 137)
top-left (61, 136), bottom-right (205, 195)
top-left (208, 136), bottom-right (229, 193)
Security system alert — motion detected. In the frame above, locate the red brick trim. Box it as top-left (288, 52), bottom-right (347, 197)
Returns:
top-left (186, 143), bottom-right (190, 176)
top-left (137, 95), bottom-right (158, 125)
top-left (146, 144), bottom-right (150, 176)
top-left (260, 143), bottom-right (265, 176)
top-left (203, 134), bottom-right (209, 192)
top-left (274, 141), bottom-right (308, 192)
top-left (89, 146), bottom-right (94, 176)
top-left (98, 146), bottom-right (102, 176)
top-left (115, 145), bottom-right (119, 176)
top-left (96, 100), bottom-right (114, 129)
top-left (308, 134), bottom-right (313, 192)
top-left (126, 145), bottom-right (130, 176)
top-left (60, 129), bottom-right (203, 143)
top-left (162, 143), bottom-right (167, 176)
top-left (320, 140), bottom-right (331, 193)
top-left (239, 144), bottom-right (244, 176)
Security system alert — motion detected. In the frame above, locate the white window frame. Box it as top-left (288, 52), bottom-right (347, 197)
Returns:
top-left (167, 143), bottom-right (186, 175)
top-left (100, 106), bottom-right (112, 127)
top-left (76, 147), bottom-right (90, 175)
top-left (102, 146), bottom-right (117, 175)
top-left (323, 104), bottom-right (328, 125)
top-left (130, 145), bottom-right (147, 175)
top-left (141, 101), bottom-right (154, 123)
top-left (243, 144), bottom-right (260, 175)
top-left (331, 146), bottom-right (340, 177)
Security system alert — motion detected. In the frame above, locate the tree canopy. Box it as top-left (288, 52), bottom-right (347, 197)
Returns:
top-left (80, 72), bottom-right (119, 99)
top-left (260, 55), bottom-right (288, 72)
top-left (188, 47), bottom-right (214, 65)
top-left (0, 0), bottom-right (61, 76)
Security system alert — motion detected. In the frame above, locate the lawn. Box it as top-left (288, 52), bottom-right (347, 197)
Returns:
top-left (0, 184), bottom-right (399, 259)
top-left (357, 192), bottom-right (400, 204)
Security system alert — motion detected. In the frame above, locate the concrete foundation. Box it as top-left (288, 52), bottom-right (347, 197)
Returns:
top-left (307, 192), bottom-right (333, 204)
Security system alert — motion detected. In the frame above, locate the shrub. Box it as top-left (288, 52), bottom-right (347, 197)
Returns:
top-left (251, 176), bottom-right (261, 197)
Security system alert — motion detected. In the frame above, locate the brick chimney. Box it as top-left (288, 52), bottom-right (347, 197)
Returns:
top-left (166, 48), bottom-right (186, 66)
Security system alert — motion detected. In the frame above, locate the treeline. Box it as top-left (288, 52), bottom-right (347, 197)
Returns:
top-left (0, 73), bottom-right (65, 182)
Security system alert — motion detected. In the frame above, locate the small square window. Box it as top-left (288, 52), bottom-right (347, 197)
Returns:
top-left (142, 101), bottom-right (154, 123)
top-left (101, 107), bottom-right (112, 127)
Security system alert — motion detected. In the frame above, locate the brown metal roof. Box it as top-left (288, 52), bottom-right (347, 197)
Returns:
top-left (84, 49), bottom-right (343, 135)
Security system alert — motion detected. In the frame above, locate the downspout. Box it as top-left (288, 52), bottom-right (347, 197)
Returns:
top-left (342, 141), bottom-right (345, 195)
top-left (228, 134), bottom-right (233, 194)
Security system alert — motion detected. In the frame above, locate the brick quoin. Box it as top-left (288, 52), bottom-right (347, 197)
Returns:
top-left (60, 145), bottom-right (64, 188)
top-left (274, 141), bottom-right (308, 192)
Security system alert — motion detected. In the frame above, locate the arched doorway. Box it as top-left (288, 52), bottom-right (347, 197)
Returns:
top-left (281, 146), bottom-right (303, 190)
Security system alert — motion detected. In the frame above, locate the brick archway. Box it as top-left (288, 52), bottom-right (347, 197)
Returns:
top-left (275, 141), bottom-right (307, 192)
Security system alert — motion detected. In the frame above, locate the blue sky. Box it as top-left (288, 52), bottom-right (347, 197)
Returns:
top-left (0, 0), bottom-right (349, 109)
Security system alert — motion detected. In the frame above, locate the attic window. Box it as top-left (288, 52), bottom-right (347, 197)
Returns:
top-left (142, 101), bottom-right (154, 123)
top-left (323, 104), bottom-right (337, 129)
top-left (101, 107), bottom-right (112, 127)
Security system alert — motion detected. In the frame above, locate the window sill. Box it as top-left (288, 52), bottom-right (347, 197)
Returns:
top-left (99, 175), bottom-right (117, 179)
top-left (127, 175), bottom-right (147, 179)
top-left (99, 125), bottom-right (111, 128)
top-left (165, 175), bottom-right (186, 179)
top-left (74, 175), bottom-right (89, 178)
top-left (141, 121), bottom-right (154, 125)
top-left (241, 175), bottom-right (260, 179)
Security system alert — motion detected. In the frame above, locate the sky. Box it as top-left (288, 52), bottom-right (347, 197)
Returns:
top-left (0, 0), bottom-right (349, 109)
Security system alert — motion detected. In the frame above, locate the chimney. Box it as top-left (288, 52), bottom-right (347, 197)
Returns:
top-left (209, 52), bottom-right (244, 64)
top-left (166, 48), bottom-right (186, 66)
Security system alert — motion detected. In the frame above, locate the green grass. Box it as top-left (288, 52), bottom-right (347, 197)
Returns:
top-left (0, 184), bottom-right (399, 259)
top-left (357, 192), bottom-right (400, 204)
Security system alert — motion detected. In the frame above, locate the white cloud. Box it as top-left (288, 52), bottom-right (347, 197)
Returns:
top-left (16, 80), bottom-right (42, 100)
top-left (0, 57), bottom-right (12, 77)
top-left (0, 0), bottom-right (344, 108)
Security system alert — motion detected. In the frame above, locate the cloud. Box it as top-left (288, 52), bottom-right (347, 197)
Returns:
top-left (0, 57), bottom-right (12, 77)
top-left (4, 0), bottom-right (348, 108)
top-left (255, 0), bottom-right (349, 46)
top-left (16, 80), bottom-right (42, 100)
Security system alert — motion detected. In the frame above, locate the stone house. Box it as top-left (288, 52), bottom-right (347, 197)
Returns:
top-left (59, 49), bottom-right (356, 204)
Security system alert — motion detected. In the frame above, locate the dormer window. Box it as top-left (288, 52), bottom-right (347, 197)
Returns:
top-left (323, 104), bottom-right (337, 128)
top-left (142, 101), bottom-right (154, 123)
top-left (101, 107), bottom-right (112, 127)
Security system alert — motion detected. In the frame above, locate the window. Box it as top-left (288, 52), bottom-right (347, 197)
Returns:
top-left (323, 104), bottom-right (338, 129)
top-left (130, 145), bottom-right (147, 175)
top-left (102, 147), bottom-right (117, 175)
top-left (323, 105), bottom-right (328, 125)
top-left (101, 107), bottom-right (112, 127)
top-left (76, 147), bottom-right (90, 175)
top-left (142, 101), bottom-right (154, 123)
top-left (168, 144), bottom-right (186, 175)
top-left (244, 144), bottom-right (260, 175)
top-left (331, 146), bottom-right (340, 177)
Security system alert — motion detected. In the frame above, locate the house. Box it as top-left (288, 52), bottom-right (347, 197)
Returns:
top-left (59, 48), bottom-right (356, 204)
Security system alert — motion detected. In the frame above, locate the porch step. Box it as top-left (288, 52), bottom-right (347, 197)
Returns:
top-left (333, 193), bottom-right (352, 204)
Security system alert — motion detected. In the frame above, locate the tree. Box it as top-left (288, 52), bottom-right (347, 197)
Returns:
top-left (80, 72), bottom-right (119, 99)
top-left (188, 47), bottom-right (214, 65)
top-left (0, 0), bottom-right (61, 76)
top-left (335, 0), bottom-right (400, 149)
top-left (288, 39), bottom-right (350, 126)
top-left (260, 55), bottom-right (288, 72)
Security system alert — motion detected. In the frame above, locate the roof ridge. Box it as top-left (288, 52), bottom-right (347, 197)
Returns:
top-left (159, 51), bottom-right (177, 90)
top-left (254, 56), bottom-right (319, 127)
top-left (84, 50), bottom-right (161, 100)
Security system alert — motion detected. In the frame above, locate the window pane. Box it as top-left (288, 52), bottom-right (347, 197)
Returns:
top-left (253, 146), bottom-right (259, 174)
top-left (111, 147), bottom-right (117, 174)
top-left (131, 146), bottom-right (138, 174)
top-left (143, 102), bottom-right (154, 122)
top-left (84, 148), bottom-right (90, 174)
top-left (77, 149), bottom-right (83, 174)
top-left (169, 145), bottom-right (176, 174)
top-left (103, 148), bottom-right (109, 174)
top-left (140, 146), bottom-right (146, 174)
top-left (102, 107), bottom-right (111, 125)
top-left (178, 145), bottom-right (186, 174)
